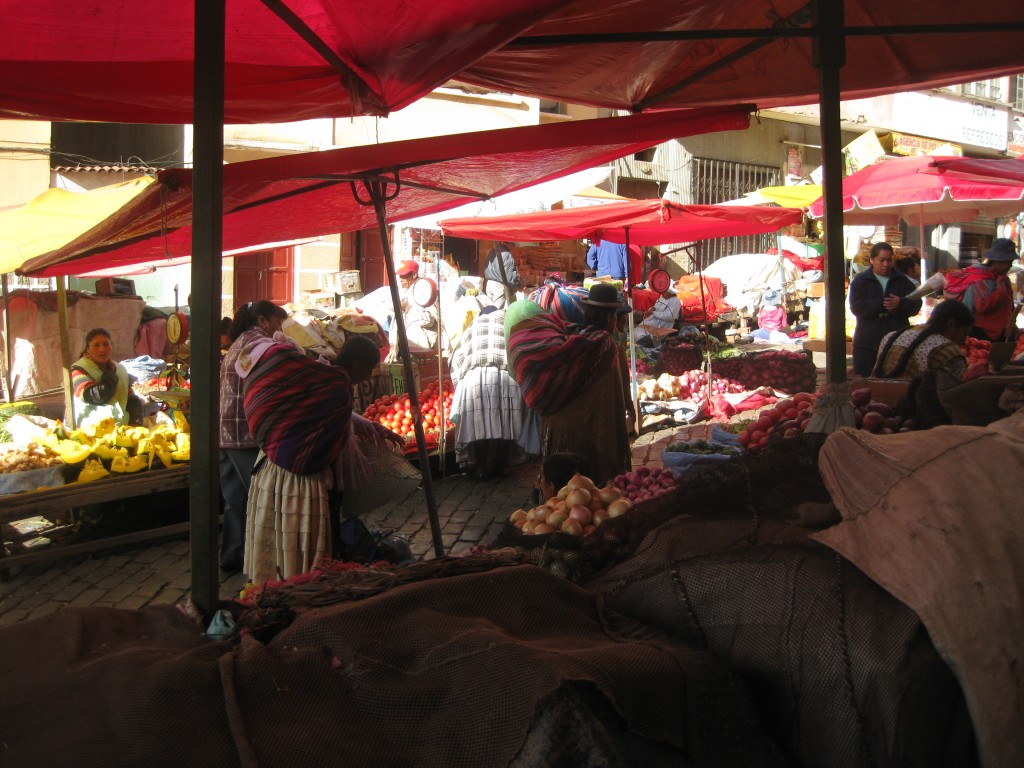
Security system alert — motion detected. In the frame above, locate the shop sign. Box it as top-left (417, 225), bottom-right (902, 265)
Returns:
top-left (1009, 123), bottom-right (1024, 156)
top-left (890, 131), bottom-right (963, 157)
top-left (892, 92), bottom-right (1007, 151)
top-left (843, 129), bottom-right (885, 174)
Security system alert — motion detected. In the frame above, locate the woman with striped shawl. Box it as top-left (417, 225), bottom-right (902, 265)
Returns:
top-left (508, 283), bottom-right (633, 485)
top-left (449, 307), bottom-right (526, 480)
top-left (237, 334), bottom-right (385, 584)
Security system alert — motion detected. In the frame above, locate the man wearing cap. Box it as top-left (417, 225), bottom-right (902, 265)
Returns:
top-left (634, 285), bottom-right (681, 347)
top-left (396, 259), bottom-right (420, 312)
top-left (944, 238), bottom-right (1018, 342)
top-left (539, 282), bottom-right (634, 484)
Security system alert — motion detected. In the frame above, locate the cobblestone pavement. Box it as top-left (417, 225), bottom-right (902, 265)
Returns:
top-left (1, 423), bottom-right (713, 628)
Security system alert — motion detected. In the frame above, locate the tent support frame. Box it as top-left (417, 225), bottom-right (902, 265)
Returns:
top-left (363, 175), bottom-right (446, 560)
top-left (189, 0), bottom-right (225, 620)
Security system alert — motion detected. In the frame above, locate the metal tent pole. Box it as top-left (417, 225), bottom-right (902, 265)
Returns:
top-left (2, 274), bottom-right (15, 402)
top-left (359, 175), bottom-right (445, 558)
top-left (815, 0), bottom-right (848, 384)
top-left (188, 0), bottom-right (225, 620)
top-left (623, 227), bottom-right (640, 430)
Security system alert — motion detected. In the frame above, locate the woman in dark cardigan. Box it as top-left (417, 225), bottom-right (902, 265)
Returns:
top-left (848, 242), bottom-right (922, 377)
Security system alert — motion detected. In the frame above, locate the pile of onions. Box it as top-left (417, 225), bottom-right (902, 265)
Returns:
top-left (509, 473), bottom-right (633, 537)
top-left (612, 465), bottom-right (676, 504)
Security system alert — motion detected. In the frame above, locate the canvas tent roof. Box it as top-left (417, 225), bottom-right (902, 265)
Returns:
top-left (1, 2), bottom-right (1022, 123)
top-left (18, 106), bottom-right (752, 277)
top-left (439, 198), bottom-right (803, 246)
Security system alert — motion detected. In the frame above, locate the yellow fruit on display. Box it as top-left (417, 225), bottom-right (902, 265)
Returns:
top-left (91, 444), bottom-right (129, 467)
top-left (68, 429), bottom-right (95, 446)
top-left (110, 455), bottom-right (147, 474)
top-left (77, 459), bottom-right (110, 483)
top-left (92, 418), bottom-right (116, 438)
top-left (156, 449), bottom-right (175, 469)
top-left (55, 440), bottom-right (91, 465)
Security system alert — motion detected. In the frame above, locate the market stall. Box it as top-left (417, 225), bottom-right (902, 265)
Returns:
top-left (440, 199), bottom-right (805, 419)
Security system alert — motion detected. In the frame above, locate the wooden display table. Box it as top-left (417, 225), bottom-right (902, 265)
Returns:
top-left (0, 465), bottom-right (190, 572)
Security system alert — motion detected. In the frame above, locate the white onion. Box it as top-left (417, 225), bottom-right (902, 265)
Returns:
top-left (606, 498), bottom-right (633, 517)
top-left (546, 510), bottom-right (568, 529)
top-left (597, 483), bottom-right (621, 506)
top-left (569, 505), bottom-right (592, 525)
top-left (567, 472), bottom-right (596, 493)
top-left (561, 519), bottom-right (583, 537)
top-left (566, 488), bottom-right (591, 508)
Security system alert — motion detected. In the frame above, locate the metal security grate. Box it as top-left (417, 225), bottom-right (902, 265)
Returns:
top-left (690, 157), bottom-right (782, 269)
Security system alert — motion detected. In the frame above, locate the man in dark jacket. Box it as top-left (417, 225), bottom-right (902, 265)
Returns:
top-left (483, 241), bottom-right (520, 308)
top-left (849, 241), bottom-right (922, 376)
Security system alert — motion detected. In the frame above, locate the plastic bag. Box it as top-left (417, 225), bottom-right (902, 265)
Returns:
top-left (661, 440), bottom-right (738, 477)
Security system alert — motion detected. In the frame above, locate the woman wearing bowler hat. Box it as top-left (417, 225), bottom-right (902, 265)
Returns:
top-left (943, 237), bottom-right (1019, 342)
top-left (538, 282), bottom-right (634, 484)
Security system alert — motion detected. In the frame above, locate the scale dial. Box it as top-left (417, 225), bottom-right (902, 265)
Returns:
top-left (166, 312), bottom-right (189, 345)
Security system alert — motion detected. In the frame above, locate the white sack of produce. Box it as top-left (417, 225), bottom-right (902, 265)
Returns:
top-left (702, 253), bottom-right (802, 316)
top-left (813, 410), bottom-right (1024, 768)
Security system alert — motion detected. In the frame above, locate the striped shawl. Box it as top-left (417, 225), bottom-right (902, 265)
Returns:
top-left (242, 343), bottom-right (353, 475)
top-left (507, 311), bottom-right (620, 416)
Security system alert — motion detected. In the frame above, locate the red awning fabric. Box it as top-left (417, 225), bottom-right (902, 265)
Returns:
top-left (19, 106), bottom-right (752, 277)
top-left (439, 199), bottom-right (803, 246)
top-left (806, 154), bottom-right (1024, 226)
top-left (458, 2), bottom-right (1024, 112)
top-left (0, 0), bottom-right (565, 123)
top-left (2, 2), bottom-right (1021, 123)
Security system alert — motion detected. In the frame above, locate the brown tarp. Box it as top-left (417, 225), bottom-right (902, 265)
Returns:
top-left (814, 412), bottom-right (1024, 768)
top-left (0, 566), bottom-right (782, 767)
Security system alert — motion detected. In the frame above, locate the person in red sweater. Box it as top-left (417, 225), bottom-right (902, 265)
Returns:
top-left (944, 238), bottom-right (1018, 342)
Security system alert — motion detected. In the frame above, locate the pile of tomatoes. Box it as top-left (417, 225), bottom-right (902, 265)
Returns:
top-left (962, 337), bottom-right (993, 381)
top-left (363, 380), bottom-right (454, 441)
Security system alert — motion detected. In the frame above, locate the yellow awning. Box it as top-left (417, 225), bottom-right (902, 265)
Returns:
top-left (751, 184), bottom-right (822, 209)
top-left (0, 177), bottom-right (155, 274)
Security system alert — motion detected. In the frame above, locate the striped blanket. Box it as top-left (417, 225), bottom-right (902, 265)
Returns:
top-left (527, 283), bottom-right (589, 325)
top-left (507, 310), bottom-right (619, 416)
top-left (242, 343), bottom-right (353, 475)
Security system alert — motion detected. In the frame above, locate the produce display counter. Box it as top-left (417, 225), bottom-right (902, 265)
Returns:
top-left (0, 465), bottom-right (190, 573)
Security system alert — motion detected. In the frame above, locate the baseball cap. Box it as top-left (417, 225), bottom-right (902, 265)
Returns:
top-left (397, 259), bottom-right (419, 277)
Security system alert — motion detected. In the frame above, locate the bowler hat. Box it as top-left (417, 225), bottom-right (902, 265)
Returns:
top-left (584, 282), bottom-right (632, 314)
top-left (982, 238), bottom-right (1018, 263)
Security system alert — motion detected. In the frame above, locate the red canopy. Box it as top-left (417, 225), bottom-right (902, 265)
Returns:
top-left (459, 2), bottom-right (1024, 112)
top-left (439, 199), bottom-right (803, 246)
top-left (806, 154), bottom-right (1024, 226)
top-left (0, 0), bottom-right (565, 123)
top-left (2, 2), bottom-right (1021, 123)
top-left (19, 106), bottom-right (751, 276)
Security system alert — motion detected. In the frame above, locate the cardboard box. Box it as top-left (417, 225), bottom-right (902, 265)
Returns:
top-left (326, 270), bottom-right (361, 295)
top-left (806, 281), bottom-right (825, 298)
top-left (849, 377), bottom-right (910, 408)
top-left (95, 277), bottom-right (136, 296)
top-left (301, 291), bottom-right (337, 310)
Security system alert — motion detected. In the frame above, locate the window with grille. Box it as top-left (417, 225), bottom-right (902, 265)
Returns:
top-left (959, 79), bottom-right (1003, 102)
top-left (688, 157), bottom-right (782, 267)
top-left (1012, 75), bottom-right (1024, 112)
